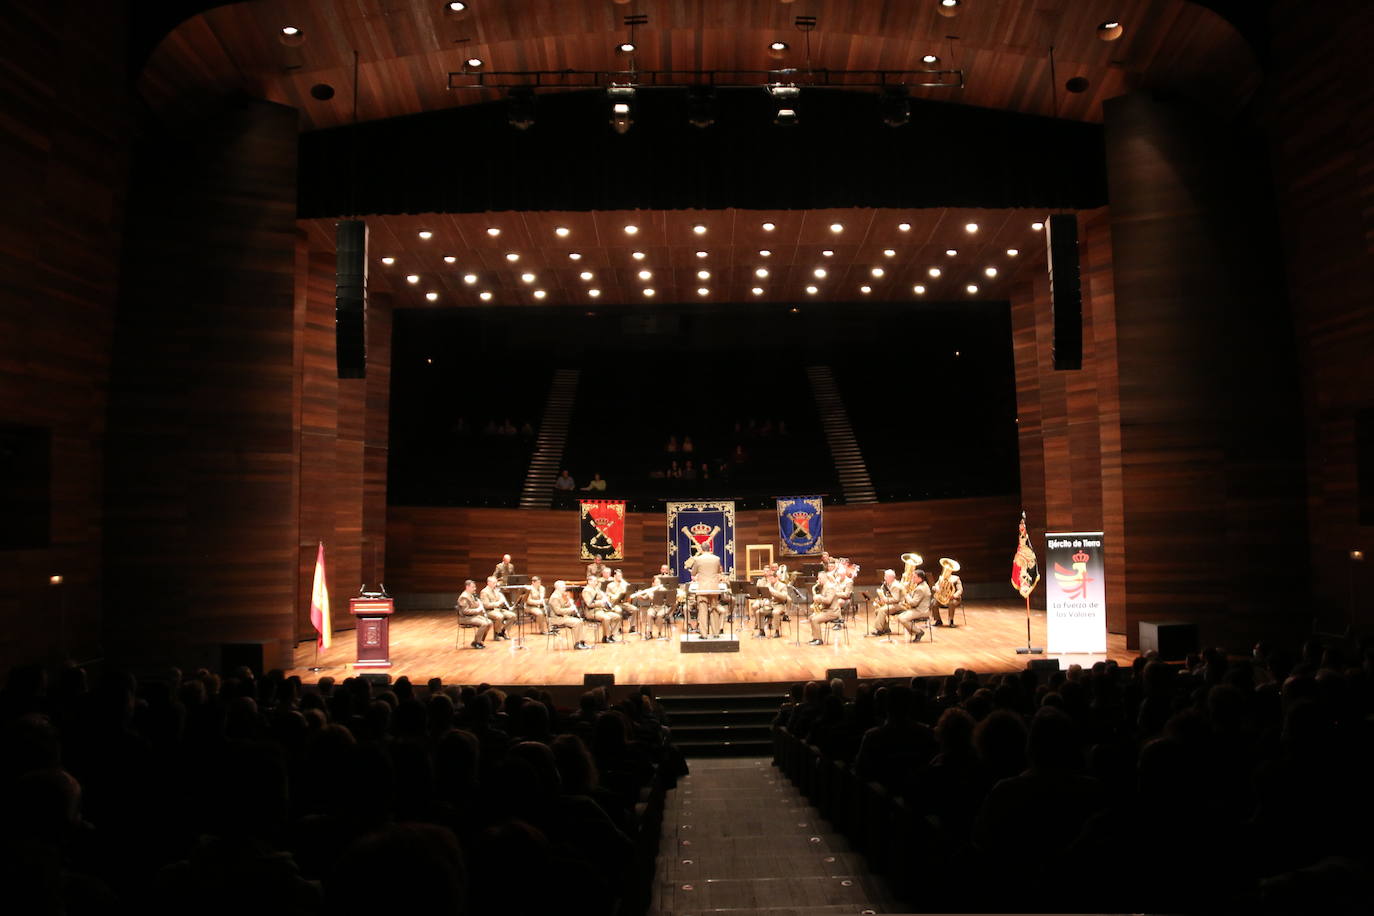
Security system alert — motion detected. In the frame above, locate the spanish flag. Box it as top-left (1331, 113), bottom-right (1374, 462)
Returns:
top-left (310, 541), bottom-right (331, 649)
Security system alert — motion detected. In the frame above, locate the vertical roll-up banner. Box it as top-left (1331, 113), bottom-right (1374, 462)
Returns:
top-left (1045, 531), bottom-right (1107, 654)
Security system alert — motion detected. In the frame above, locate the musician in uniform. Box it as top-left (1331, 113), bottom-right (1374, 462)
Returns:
top-left (608, 569), bottom-right (637, 634)
top-left (456, 579), bottom-right (492, 648)
top-left (897, 568), bottom-right (932, 642)
top-left (480, 576), bottom-right (514, 640)
top-left (646, 564), bottom-right (675, 638)
top-left (525, 575), bottom-right (548, 632)
top-left (933, 558), bottom-right (963, 628)
top-left (493, 554), bottom-right (515, 585)
top-left (690, 545), bottom-right (726, 636)
top-left (869, 569), bottom-right (902, 636)
top-left (753, 569), bottom-right (790, 638)
top-left (586, 557), bottom-right (608, 581)
top-left (808, 570), bottom-right (843, 644)
top-left (582, 576), bottom-right (621, 643)
top-left (548, 580), bottom-right (590, 650)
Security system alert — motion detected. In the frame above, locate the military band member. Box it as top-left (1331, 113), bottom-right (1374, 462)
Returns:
top-left (869, 569), bottom-right (902, 636)
top-left (933, 558), bottom-right (963, 628)
top-left (818, 551), bottom-right (836, 574)
top-left (493, 554), bottom-right (515, 585)
top-left (480, 576), bottom-right (514, 640)
top-left (607, 569), bottom-right (636, 634)
top-left (548, 580), bottom-right (590, 649)
top-left (582, 576), bottom-right (621, 643)
top-left (753, 569), bottom-right (790, 638)
top-left (631, 564), bottom-right (674, 638)
top-left (525, 575), bottom-right (548, 632)
top-left (586, 557), bottom-right (607, 581)
top-left (456, 579), bottom-right (492, 648)
top-left (897, 569), bottom-right (932, 642)
top-left (690, 546), bottom-right (726, 636)
top-left (808, 570), bottom-right (843, 644)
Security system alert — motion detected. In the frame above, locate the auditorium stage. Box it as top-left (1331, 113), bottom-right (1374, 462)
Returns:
top-left (288, 600), bottom-right (1134, 687)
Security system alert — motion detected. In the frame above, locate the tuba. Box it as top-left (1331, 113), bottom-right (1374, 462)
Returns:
top-left (934, 557), bottom-right (960, 606)
top-left (899, 552), bottom-right (923, 605)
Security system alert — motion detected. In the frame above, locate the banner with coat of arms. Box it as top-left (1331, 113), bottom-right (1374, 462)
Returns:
top-left (776, 496), bottom-right (824, 557)
top-left (579, 499), bottom-right (626, 561)
top-left (666, 500), bottom-right (736, 581)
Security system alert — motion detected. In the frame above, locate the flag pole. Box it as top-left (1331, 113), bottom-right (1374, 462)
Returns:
top-left (1016, 592), bottom-right (1044, 655)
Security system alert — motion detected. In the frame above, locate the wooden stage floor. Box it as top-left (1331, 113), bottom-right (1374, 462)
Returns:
top-left (290, 600), bottom-right (1134, 688)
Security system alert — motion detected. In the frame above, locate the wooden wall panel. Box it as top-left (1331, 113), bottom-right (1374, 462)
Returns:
top-left (0, 0), bottom-right (130, 669)
top-left (385, 495), bottom-right (1022, 597)
top-left (1269, 0), bottom-right (1374, 630)
top-left (105, 99), bottom-right (300, 670)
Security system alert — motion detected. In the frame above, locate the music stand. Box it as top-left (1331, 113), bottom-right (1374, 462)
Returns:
top-left (790, 584), bottom-right (813, 646)
top-left (507, 574), bottom-right (530, 586)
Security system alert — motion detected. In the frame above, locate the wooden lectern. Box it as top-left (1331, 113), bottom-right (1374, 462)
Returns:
top-left (349, 597), bottom-right (394, 668)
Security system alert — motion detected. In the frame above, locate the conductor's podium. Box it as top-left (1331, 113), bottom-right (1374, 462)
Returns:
top-left (349, 597), bottom-right (394, 668)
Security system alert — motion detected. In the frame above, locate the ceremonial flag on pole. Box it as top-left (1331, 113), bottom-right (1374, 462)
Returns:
top-left (1011, 512), bottom-right (1041, 599)
top-left (310, 541), bottom-right (332, 649)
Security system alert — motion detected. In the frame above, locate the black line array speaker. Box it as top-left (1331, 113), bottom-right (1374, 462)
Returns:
top-left (336, 219), bottom-right (368, 379)
top-left (584, 673), bottom-right (615, 688)
top-left (1047, 213), bottom-right (1082, 370)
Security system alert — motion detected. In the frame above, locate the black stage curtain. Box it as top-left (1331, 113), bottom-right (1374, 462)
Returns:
top-left (298, 88), bottom-right (1107, 217)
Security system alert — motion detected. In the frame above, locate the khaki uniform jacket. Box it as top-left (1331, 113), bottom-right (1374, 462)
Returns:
top-left (582, 584), bottom-right (610, 613)
top-left (814, 580), bottom-right (840, 611)
top-left (766, 579), bottom-right (791, 606)
top-left (479, 586), bottom-right (507, 612)
top-left (526, 584), bottom-right (546, 609)
top-left (691, 551), bottom-right (724, 591)
top-left (906, 581), bottom-right (933, 616)
top-left (874, 582), bottom-right (902, 612)
top-left (493, 562), bottom-right (515, 583)
top-left (457, 593), bottom-right (483, 616)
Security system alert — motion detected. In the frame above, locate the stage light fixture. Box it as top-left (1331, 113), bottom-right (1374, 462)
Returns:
top-left (922, 54), bottom-right (939, 64)
top-left (426, 291), bottom-right (439, 301)
top-left (555, 226), bottom-right (570, 237)
top-left (417, 230), bottom-right (433, 239)
top-left (464, 58), bottom-right (484, 70)
top-left (579, 271), bottom-right (593, 280)
top-left (463, 273), bottom-right (477, 284)
top-left (281, 25), bottom-right (300, 35)
top-left (1007, 248), bottom-right (1019, 256)
top-left (822, 249), bottom-right (834, 257)
top-left (898, 222), bottom-right (911, 231)
top-left (984, 267), bottom-right (998, 278)
top-left (762, 221), bottom-right (776, 231)
top-left (937, 0), bottom-right (961, 18)
top-left (568, 252), bottom-right (582, 260)
top-left (643, 288), bottom-right (655, 297)
top-left (966, 284), bottom-right (979, 293)
top-left (617, 41), bottom-right (637, 54)
top-left (533, 289), bottom-right (547, 299)
top-left (871, 267), bottom-right (885, 278)
top-left (610, 101), bottom-right (633, 134)
top-left (624, 225), bottom-right (639, 235)
top-left (443, 255), bottom-right (457, 263)
top-left (520, 272), bottom-right (535, 283)
top-left (751, 287), bottom-right (764, 295)
top-left (697, 287), bottom-right (710, 296)
top-left (883, 248), bottom-right (896, 257)
top-left (769, 40), bottom-right (789, 53)
top-left (687, 87), bottom-right (716, 128)
top-left (588, 288), bottom-right (601, 297)
top-left (693, 224), bottom-right (707, 235)
top-left (507, 88), bottom-right (536, 130)
top-left (447, 2), bottom-right (467, 11)
top-left (695, 250), bottom-right (708, 258)
top-left (1032, 220), bottom-right (1045, 230)
top-left (928, 267), bottom-right (941, 277)
top-left (697, 270), bottom-right (711, 280)
top-left (829, 223), bottom-right (843, 233)
top-left (813, 268), bottom-right (827, 278)
top-left (487, 227), bottom-right (501, 237)
top-left (631, 250), bottom-right (646, 260)
top-left (880, 86), bottom-right (910, 127)
top-left (406, 274), bottom-right (420, 284)
top-left (913, 284), bottom-right (926, 294)
top-left (767, 83), bottom-right (801, 99)
top-left (638, 269), bottom-right (652, 280)
top-left (805, 285), bottom-right (819, 294)
top-left (759, 250), bottom-right (772, 257)
top-left (479, 290), bottom-right (493, 301)
top-left (860, 285), bottom-right (872, 294)
top-left (381, 257), bottom-right (395, 265)
top-left (773, 106), bottom-right (798, 126)
top-left (505, 252), bottom-right (520, 262)
top-left (1097, 21), bottom-right (1124, 41)
top-left (755, 267), bottom-right (769, 278)
top-left (965, 222), bottom-right (979, 233)
top-left (946, 249), bottom-right (958, 256)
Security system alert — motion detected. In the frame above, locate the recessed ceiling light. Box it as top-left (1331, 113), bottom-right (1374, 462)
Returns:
top-left (829, 222), bottom-right (843, 233)
top-left (813, 267), bottom-right (827, 278)
top-left (380, 257), bottom-right (395, 265)
top-left (417, 230), bottom-right (433, 239)
top-left (520, 272), bottom-right (535, 283)
top-left (406, 274), bottom-right (420, 284)
top-left (638, 269), bottom-right (652, 280)
top-left (1007, 248), bottom-right (1020, 256)
top-left (821, 249), bottom-right (834, 257)
top-left (883, 248), bottom-right (896, 257)
top-left (506, 252), bottom-right (519, 262)
top-left (965, 222), bottom-right (979, 233)
top-left (443, 255), bottom-right (456, 263)
top-left (984, 267), bottom-right (998, 278)
top-left (281, 26), bottom-right (300, 36)
top-left (769, 41), bottom-right (789, 52)
top-left (697, 270), bottom-right (710, 280)
top-left (617, 41), bottom-right (637, 54)
top-left (938, 0), bottom-right (961, 14)
top-left (790, 307), bottom-right (800, 313)
top-left (898, 222), bottom-right (911, 231)
top-left (425, 291), bottom-right (439, 301)
top-left (533, 289), bottom-right (547, 299)
top-left (447, 2), bottom-right (467, 11)
top-left (805, 285), bottom-right (819, 294)
top-left (632, 251), bottom-right (646, 260)
top-left (922, 54), bottom-right (939, 64)
top-left (463, 273), bottom-right (477, 284)
top-left (751, 287), bottom-right (764, 295)
top-left (697, 287), bottom-right (710, 296)
top-left (762, 221), bottom-right (776, 231)
top-left (624, 224), bottom-right (638, 235)
top-left (692, 224), bottom-right (707, 235)
top-left (946, 249), bottom-right (958, 256)
top-left (479, 290), bottom-right (493, 301)
top-left (759, 249), bottom-right (772, 257)
top-left (643, 288), bottom-right (655, 297)
top-left (871, 267), bottom-right (885, 278)
top-left (860, 285), bottom-right (872, 294)
top-left (588, 288), bottom-right (601, 297)
top-left (555, 226), bottom-right (570, 237)
top-left (568, 252), bottom-right (582, 260)
top-left (966, 284), bottom-right (979, 293)
top-left (465, 58), bottom-right (483, 69)
top-left (913, 284), bottom-right (926, 294)
top-left (928, 267), bottom-right (942, 278)
top-left (755, 267), bottom-right (769, 278)
top-left (1032, 221), bottom-right (1045, 231)
top-left (486, 227), bottom-right (501, 237)
top-left (1097, 21), bottom-right (1124, 41)
top-left (579, 271), bottom-right (593, 280)
top-left (696, 250), bottom-right (708, 258)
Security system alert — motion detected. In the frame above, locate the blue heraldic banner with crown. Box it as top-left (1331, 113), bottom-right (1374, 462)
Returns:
top-left (776, 496), bottom-right (825, 557)
top-left (666, 500), bottom-right (736, 581)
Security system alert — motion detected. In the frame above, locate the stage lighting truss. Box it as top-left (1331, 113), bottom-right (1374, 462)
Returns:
top-left (448, 66), bottom-right (963, 94)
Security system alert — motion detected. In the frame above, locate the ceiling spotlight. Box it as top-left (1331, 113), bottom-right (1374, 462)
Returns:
top-left (281, 25), bottom-right (300, 36)
top-left (463, 273), bottom-right (477, 284)
top-left (638, 269), bottom-right (652, 280)
top-left (1032, 221), bottom-right (1045, 231)
top-left (805, 285), bottom-right (819, 294)
top-left (860, 285), bottom-right (872, 294)
top-left (507, 88), bottom-right (536, 130)
top-left (555, 226), bottom-right (570, 237)
top-left (829, 223), bottom-right (843, 233)
top-left (937, 0), bottom-right (962, 18)
top-left (773, 106), bottom-right (799, 126)
top-left (946, 249), bottom-right (958, 257)
top-left (533, 289), bottom-right (547, 299)
top-left (822, 249), bottom-right (834, 257)
top-left (984, 267), bottom-right (998, 278)
top-left (751, 287), bottom-right (764, 296)
top-left (443, 255), bottom-right (456, 263)
top-left (426, 291), bottom-right (439, 301)
top-left (579, 271), bottom-right (593, 280)
top-left (696, 250), bottom-right (708, 258)
top-left (898, 222), bottom-right (911, 231)
top-left (759, 249), bottom-right (772, 257)
top-left (624, 225), bottom-right (639, 235)
top-left (965, 222), bottom-right (979, 233)
top-left (687, 87), bottom-right (716, 129)
top-left (697, 287), bottom-right (710, 296)
top-left (643, 288), bottom-right (655, 297)
top-left (762, 221), bottom-right (776, 231)
top-left (966, 284), bottom-right (979, 293)
top-left (380, 257), bottom-right (395, 265)
top-left (928, 267), bottom-right (941, 278)
top-left (769, 40), bottom-right (790, 53)
top-left (520, 272), bottom-right (535, 283)
top-left (486, 227), bottom-right (501, 237)
top-left (610, 101), bottom-right (633, 133)
top-left (464, 57), bottom-right (484, 70)
top-left (505, 252), bottom-right (520, 262)
top-left (568, 252), bottom-right (582, 260)
top-left (617, 41), bottom-right (637, 54)
top-left (406, 274), bottom-right (420, 284)
top-left (880, 86), bottom-right (910, 128)
top-left (871, 267), bottom-right (885, 278)
top-left (631, 251), bottom-right (646, 260)
top-left (697, 270), bottom-right (711, 280)
top-left (447, 2), bottom-right (467, 11)
top-left (1007, 248), bottom-right (1020, 256)
top-left (913, 284), bottom-right (927, 294)
top-left (588, 288), bottom-right (601, 297)
top-left (479, 290), bottom-right (493, 301)
top-left (755, 267), bottom-right (769, 278)
top-left (883, 248), bottom-right (896, 257)
top-left (922, 54), bottom-right (940, 64)
top-left (813, 268), bottom-right (827, 278)
top-left (417, 230), bottom-right (433, 239)
top-left (693, 224), bottom-right (707, 235)
top-left (1097, 21), bottom-right (1124, 41)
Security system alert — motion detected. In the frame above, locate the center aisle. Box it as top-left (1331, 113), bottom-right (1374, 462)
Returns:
top-left (652, 757), bottom-right (897, 916)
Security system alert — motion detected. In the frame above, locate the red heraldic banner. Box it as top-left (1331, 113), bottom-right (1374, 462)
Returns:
top-left (579, 500), bottom-right (627, 561)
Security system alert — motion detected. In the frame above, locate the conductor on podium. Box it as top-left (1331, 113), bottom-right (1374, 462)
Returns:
top-left (689, 545), bottom-right (726, 636)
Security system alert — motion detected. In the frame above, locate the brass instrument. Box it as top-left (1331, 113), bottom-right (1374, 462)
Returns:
top-left (934, 557), bottom-right (960, 606)
top-left (899, 552), bottom-right (923, 606)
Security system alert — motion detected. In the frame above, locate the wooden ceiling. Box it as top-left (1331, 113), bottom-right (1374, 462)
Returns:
top-left (142, 0), bottom-right (1259, 129)
top-left (302, 206), bottom-right (1052, 309)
